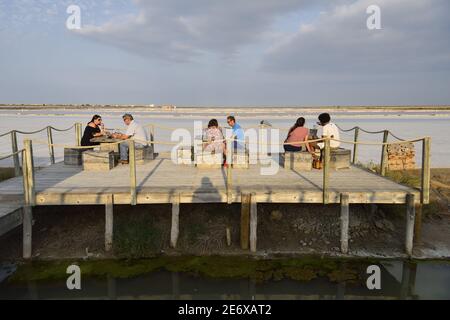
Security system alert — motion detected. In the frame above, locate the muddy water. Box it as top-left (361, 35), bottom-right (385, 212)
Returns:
top-left (0, 260), bottom-right (449, 300)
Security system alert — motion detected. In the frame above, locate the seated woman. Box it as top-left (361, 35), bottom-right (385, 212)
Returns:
top-left (284, 117), bottom-right (312, 153)
top-left (203, 119), bottom-right (225, 154)
top-left (81, 115), bottom-right (105, 147)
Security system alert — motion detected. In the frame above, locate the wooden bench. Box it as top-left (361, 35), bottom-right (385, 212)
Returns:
top-left (135, 145), bottom-right (155, 165)
top-left (232, 149), bottom-right (250, 169)
top-left (176, 146), bottom-right (193, 165)
top-left (280, 152), bottom-right (313, 171)
top-left (196, 152), bottom-right (223, 169)
top-left (83, 151), bottom-right (115, 171)
top-left (330, 148), bottom-right (351, 170)
top-left (64, 148), bottom-right (88, 166)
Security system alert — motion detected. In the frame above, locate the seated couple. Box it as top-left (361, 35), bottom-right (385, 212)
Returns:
top-left (283, 113), bottom-right (340, 154)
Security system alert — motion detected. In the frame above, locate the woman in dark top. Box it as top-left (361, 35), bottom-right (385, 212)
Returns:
top-left (81, 115), bottom-right (104, 146)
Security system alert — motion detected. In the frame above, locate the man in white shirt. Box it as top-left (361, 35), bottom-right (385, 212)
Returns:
top-left (317, 113), bottom-right (341, 149)
top-left (112, 114), bottom-right (149, 164)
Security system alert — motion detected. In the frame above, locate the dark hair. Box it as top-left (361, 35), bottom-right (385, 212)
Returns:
top-left (123, 113), bottom-right (134, 121)
top-left (227, 116), bottom-right (236, 123)
top-left (89, 115), bottom-right (102, 125)
top-left (288, 117), bottom-right (306, 135)
top-left (318, 113), bottom-right (331, 124)
top-left (208, 119), bottom-right (219, 128)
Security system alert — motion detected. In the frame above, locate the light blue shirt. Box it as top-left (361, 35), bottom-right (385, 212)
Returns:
top-left (232, 123), bottom-right (245, 149)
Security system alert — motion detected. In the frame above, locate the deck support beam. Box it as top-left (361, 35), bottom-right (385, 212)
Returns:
top-left (22, 205), bottom-right (33, 259)
top-left (340, 193), bottom-right (350, 254)
top-left (105, 194), bottom-right (114, 252)
top-left (405, 194), bottom-right (416, 256)
top-left (240, 194), bottom-right (251, 250)
top-left (250, 194), bottom-right (258, 253)
top-left (170, 195), bottom-right (180, 248)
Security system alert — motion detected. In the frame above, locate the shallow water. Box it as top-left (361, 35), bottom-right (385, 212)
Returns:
top-left (0, 112), bottom-right (449, 167)
top-left (0, 260), bottom-right (449, 300)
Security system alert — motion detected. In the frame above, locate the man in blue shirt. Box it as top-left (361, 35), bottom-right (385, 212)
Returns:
top-left (227, 116), bottom-right (245, 150)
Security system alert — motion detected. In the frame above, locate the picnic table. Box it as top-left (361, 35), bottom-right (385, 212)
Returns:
top-left (90, 136), bottom-right (123, 153)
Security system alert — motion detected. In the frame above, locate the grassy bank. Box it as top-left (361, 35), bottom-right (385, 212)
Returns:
top-left (0, 168), bottom-right (15, 182)
top-left (363, 165), bottom-right (449, 217)
top-left (9, 256), bottom-right (378, 284)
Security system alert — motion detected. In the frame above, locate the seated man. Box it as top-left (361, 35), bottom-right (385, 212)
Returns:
top-left (112, 114), bottom-right (148, 164)
top-left (226, 116), bottom-right (245, 150)
top-left (316, 113), bottom-right (341, 150)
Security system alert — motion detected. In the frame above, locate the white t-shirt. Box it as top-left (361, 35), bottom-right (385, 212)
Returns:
top-left (125, 120), bottom-right (148, 146)
top-left (318, 123), bottom-right (341, 149)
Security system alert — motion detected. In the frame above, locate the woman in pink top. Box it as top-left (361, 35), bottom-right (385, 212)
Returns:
top-left (284, 117), bottom-right (312, 153)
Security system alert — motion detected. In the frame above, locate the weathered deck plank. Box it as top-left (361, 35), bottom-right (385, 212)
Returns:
top-left (0, 156), bottom-right (419, 205)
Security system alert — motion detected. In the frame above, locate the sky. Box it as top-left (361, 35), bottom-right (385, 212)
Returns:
top-left (0, 0), bottom-right (449, 107)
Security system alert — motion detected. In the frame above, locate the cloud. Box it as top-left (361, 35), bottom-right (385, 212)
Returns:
top-left (262, 0), bottom-right (450, 75)
top-left (76, 0), bottom-right (324, 62)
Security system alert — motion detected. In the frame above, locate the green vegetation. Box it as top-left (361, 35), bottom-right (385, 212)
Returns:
top-left (9, 256), bottom-right (376, 284)
top-left (114, 213), bottom-right (163, 258)
top-left (0, 168), bottom-right (15, 182)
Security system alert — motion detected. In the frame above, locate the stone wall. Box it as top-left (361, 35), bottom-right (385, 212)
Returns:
top-left (387, 142), bottom-right (416, 171)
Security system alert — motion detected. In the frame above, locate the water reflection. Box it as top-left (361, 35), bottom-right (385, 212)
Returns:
top-left (1, 261), bottom-right (449, 300)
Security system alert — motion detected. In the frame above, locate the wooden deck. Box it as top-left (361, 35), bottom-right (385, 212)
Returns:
top-left (0, 204), bottom-right (22, 237)
top-left (0, 155), bottom-right (419, 206)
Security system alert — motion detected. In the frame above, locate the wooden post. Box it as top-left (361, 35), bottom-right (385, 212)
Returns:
top-left (421, 137), bottom-right (431, 204)
top-left (105, 194), bottom-right (114, 252)
top-left (170, 195), bottom-right (180, 248)
top-left (149, 125), bottom-right (155, 156)
top-left (414, 204), bottom-right (423, 245)
top-left (340, 193), bottom-right (350, 254)
top-left (23, 140), bottom-right (36, 206)
top-left (227, 140), bottom-right (233, 204)
top-left (22, 206), bottom-right (33, 259)
top-left (352, 127), bottom-right (359, 164)
top-left (75, 123), bottom-right (83, 146)
top-left (129, 140), bottom-right (137, 206)
top-left (22, 139), bottom-right (35, 259)
top-left (323, 138), bottom-right (331, 205)
top-left (405, 193), bottom-right (416, 256)
top-left (226, 227), bottom-right (232, 247)
top-left (47, 126), bottom-right (55, 165)
top-left (380, 130), bottom-right (389, 176)
top-left (250, 194), bottom-right (258, 253)
top-left (240, 193), bottom-right (251, 250)
top-left (11, 130), bottom-right (21, 176)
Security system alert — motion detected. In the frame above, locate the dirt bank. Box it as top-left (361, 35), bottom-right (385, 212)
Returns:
top-left (0, 168), bottom-right (449, 261)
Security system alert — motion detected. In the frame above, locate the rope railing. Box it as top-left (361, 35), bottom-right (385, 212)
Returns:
top-left (0, 149), bottom-right (24, 161)
top-left (3, 120), bottom-right (430, 213)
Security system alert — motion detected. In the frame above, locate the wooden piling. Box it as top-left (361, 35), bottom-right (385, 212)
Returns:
top-left (22, 205), bottom-right (33, 259)
top-left (380, 130), bottom-right (389, 176)
top-left (414, 204), bottom-right (423, 245)
top-left (250, 194), bottom-right (258, 253)
top-left (227, 141), bottom-right (233, 204)
top-left (47, 126), bottom-right (55, 165)
top-left (421, 137), bottom-right (431, 204)
top-left (170, 195), bottom-right (180, 248)
top-left (75, 123), bottom-right (83, 146)
top-left (240, 194), bottom-right (251, 250)
top-left (340, 193), bottom-right (350, 254)
top-left (352, 127), bottom-right (359, 164)
top-left (105, 194), bottom-right (114, 252)
top-left (323, 138), bottom-right (331, 204)
top-left (23, 140), bottom-right (35, 206)
top-left (129, 140), bottom-right (137, 206)
top-left (11, 130), bottom-right (21, 176)
top-left (405, 193), bottom-right (416, 256)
